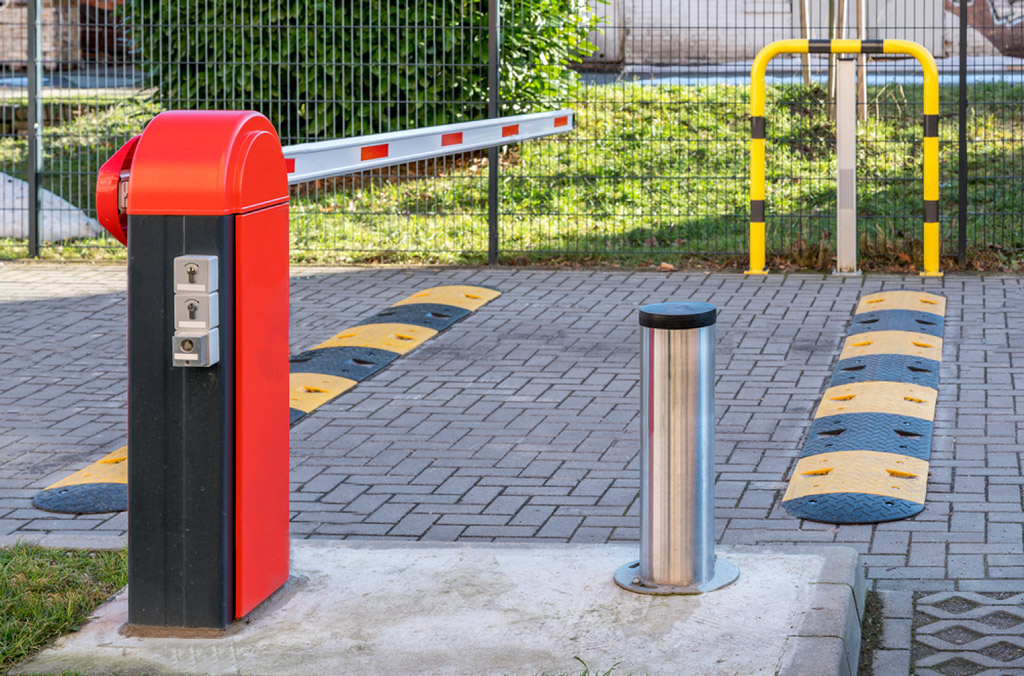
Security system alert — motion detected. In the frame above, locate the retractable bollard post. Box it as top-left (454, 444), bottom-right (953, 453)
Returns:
top-left (615, 303), bottom-right (738, 594)
top-left (96, 111), bottom-right (290, 630)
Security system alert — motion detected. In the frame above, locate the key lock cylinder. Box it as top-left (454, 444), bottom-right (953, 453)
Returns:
top-left (172, 255), bottom-right (220, 367)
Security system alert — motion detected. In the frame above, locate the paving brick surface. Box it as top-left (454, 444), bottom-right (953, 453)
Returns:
top-left (4, 263), bottom-right (1024, 671)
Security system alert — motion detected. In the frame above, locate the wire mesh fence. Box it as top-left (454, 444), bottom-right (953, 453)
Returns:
top-left (0, 0), bottom-right (1021, 269)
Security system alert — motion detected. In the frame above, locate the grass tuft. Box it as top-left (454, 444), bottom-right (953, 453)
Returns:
top-left (0, 544), bottom-right (127, 673)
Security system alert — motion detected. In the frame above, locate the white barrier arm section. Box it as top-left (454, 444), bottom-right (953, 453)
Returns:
top-left (282, 109), bottom-right (574, 185)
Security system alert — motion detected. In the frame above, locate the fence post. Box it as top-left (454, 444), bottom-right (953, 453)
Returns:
top-left (26, 0), bottom-right (42, 257)
top-left (958, 0), bottom-right (968, 267)
top-left (835, 55), bottom-right (858, 274)
top-left (487, 0), bottom-right (500, 265)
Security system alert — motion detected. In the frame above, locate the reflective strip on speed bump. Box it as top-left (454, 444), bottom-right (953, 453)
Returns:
top-left (313, 322), bottom-right (438, 355)
top-left (839, 330), bottom-right (943, 361)
top-left (855, 290), bottom-right (946, 316)
top-left (783, 450), bottom-right (928, 503)
top-left (815, 381), bottom-right (937, 420)
top-left (47, 446), bottom-right (127, 488)
top-left (392, 285), bottom-right (501, 311)
top-left (289, 373), bottom-right (357, 413)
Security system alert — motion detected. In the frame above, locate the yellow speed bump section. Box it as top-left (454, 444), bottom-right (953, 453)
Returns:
top-left (815, 381), bottom-right (938, 421)
top-left (392, 285), bottom-right (501, 312)
top-left (290, 373), bottom-right (357, 413)
top-left (839, 330), bottom-right (943, 361)
top-left (46, 446), bottom-right (127, 489)
top-left (783, 450), bottom-right (928, 503)
top-left (313, 323), bottom-right (438, 355)
top-left (855, 290), bottom-right (946, 316)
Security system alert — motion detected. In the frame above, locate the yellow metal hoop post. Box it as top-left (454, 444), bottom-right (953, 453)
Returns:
top-left (747, 39), bottom-right (941, 277)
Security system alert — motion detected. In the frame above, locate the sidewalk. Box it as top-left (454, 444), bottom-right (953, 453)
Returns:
top-left (2, 263), bottom-right (1023, 675)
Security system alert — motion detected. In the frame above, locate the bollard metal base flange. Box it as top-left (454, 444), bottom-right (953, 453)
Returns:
top-left (614, 557), bottom-right (739, 595)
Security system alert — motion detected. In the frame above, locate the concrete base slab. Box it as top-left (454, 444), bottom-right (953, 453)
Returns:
top-left (14, 542), bottom-right (863, 676)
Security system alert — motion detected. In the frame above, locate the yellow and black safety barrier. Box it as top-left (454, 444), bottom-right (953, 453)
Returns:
top-left (747, 38), bottom-right (941, 277)
top-left (32, 284), bottom-right (500, 514)
top-left (782, 290), bottom-right (946, 524)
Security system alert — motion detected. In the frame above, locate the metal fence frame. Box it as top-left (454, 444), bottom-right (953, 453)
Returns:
top-left (0, 0), bottom-right (1020, 268)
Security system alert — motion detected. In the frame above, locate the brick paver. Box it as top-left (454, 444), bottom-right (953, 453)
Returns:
top-left (2, 263), bottom-right (1024, 673)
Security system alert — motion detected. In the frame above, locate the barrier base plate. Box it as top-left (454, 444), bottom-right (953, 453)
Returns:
top-left (613, 557), bottom-right (739, 595)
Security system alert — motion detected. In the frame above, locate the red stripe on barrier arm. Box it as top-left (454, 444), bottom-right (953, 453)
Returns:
top-left (285, 158), bottom-right (295, 173)
top-left (441, 132), bottom-right (463, 147)
top-left (502, 124), bottom-right (519, 137)
top-left (554, 116), bottom-right (568, 127)
top-left (360, 144), bottom-right (389, 161)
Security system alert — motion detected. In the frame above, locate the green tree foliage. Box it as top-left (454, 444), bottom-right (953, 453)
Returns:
top-left (121, 0), bottom-right (597, 141)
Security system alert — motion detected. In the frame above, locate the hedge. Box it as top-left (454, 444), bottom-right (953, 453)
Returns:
top-left (121, 0), bottom-right (598, 141)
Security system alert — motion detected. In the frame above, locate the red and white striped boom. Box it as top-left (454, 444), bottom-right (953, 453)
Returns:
top-left (282, 109), bottom-right (574, 185)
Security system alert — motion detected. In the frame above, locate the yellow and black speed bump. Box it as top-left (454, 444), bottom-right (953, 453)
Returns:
top-left (783, 290), bottom-right (946, 524)
top-left (288, 285), bottom-right (501, 425)
top-left (34, 284), bottom-right (501, 514)
top-left (31, 446), bottom-right (127, 514)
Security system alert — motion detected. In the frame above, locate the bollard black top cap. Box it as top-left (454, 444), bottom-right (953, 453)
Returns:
top-left (639, 302), bottom-right (717, 330)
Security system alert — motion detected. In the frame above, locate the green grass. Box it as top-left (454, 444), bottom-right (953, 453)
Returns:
top-left (289, 80), bottom-right (1024, 269)
top-left (4, 82), bottom-right (1024, 270)
top-left (0, 544), bottom-right (127, 673)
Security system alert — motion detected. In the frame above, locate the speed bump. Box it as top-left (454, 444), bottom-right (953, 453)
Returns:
top-left (35, 284), bottom-right (501, 514)
top-left (287, 284), bottom-right (500, 425)
top-left (783, 290), bottom-right (945, 524)
top-left (32, 446), bottom-right (128, 514)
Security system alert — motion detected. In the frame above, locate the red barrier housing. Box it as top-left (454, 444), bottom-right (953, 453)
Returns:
top-left (99, 111), bottom-right (290, 628)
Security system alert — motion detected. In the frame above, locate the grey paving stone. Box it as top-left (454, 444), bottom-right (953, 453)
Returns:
top-left (8, 266), bottom-right (1024, 662)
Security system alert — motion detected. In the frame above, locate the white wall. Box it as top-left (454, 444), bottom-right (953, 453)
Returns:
top-left (584, 0), bottom-right (945, 65)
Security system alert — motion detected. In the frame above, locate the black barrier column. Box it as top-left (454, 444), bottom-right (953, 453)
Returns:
top-left (127, 216), bottom-right (236, 629)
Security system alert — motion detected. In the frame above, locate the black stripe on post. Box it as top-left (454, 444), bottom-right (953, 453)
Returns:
top-left (924, 200), bottom-right (939, 223)
top-left (751, 200), bottom-right (765, 223)
top-left (861, 40), bottom-right (885, 54)
top-left (808, 39), bottom-right (831, 54)
top-left (924, 115), bottom-right (939, 138)
top-left (751, 116), bottom-right (765, 139)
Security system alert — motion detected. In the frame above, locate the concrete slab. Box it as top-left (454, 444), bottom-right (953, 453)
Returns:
top-left (14, 542), bottom-right (862, 676)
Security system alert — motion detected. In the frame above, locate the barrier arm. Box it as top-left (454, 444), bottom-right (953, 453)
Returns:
top-left (282, 108), bottom-right (574, 184)
top-left (747, 39), bottom-right (941, 277)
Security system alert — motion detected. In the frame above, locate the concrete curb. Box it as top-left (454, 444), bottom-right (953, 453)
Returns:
top-left (0, 533), bottom-right (126, 550)
top-left (757, 545), bottom-right (865, 676)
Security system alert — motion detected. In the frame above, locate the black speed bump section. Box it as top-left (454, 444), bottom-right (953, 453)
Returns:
top-left (32, 446), bottom-right (127, 514)
top-left (783, 290), bottom-right (946, 524)
top-left (35, 284), bottom-right (502, 514)
top-left (830, 354), bottom-right (940, 389)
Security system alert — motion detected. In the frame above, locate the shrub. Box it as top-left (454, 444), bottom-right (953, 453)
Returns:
top-left (120, 0), bottom-right (598, 141)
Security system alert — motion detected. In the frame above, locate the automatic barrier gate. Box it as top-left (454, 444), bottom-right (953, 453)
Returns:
top-left (95, 108), bottom-right (574, 630)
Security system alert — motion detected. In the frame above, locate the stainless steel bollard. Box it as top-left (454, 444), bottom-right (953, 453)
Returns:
top-left (615, 302), bottom-right (739, 594)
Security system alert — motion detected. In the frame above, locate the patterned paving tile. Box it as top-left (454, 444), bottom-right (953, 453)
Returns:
top-left (915, 591), bottom-right (1024, 676)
